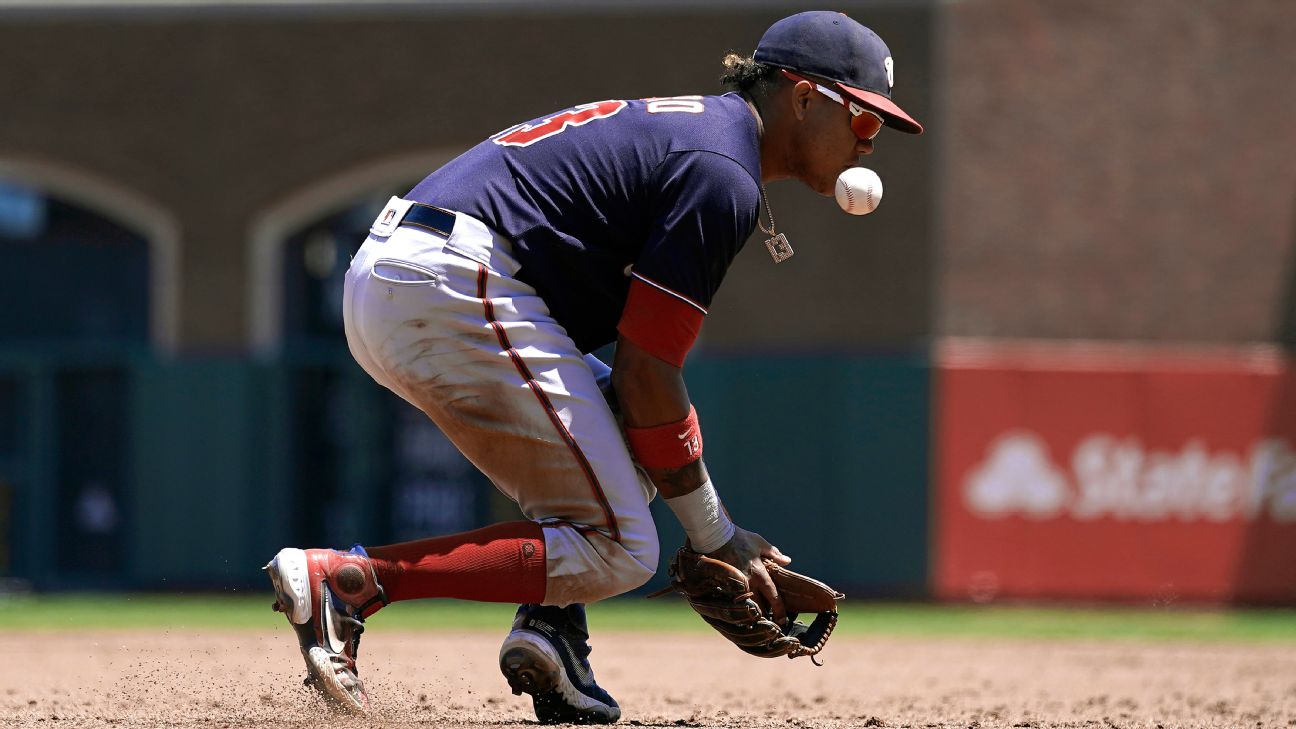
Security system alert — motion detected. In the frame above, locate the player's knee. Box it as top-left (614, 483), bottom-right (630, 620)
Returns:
top-left (591, 559), bottom-right (655, 602)
top-left (541, 514), bottom-right (660, 604)
top-left (632, 532), bottom-right (659, 583)
top-left (618, 533), bottom-right (659, 593)
top-left (586, 534), bottom-right (658, 602)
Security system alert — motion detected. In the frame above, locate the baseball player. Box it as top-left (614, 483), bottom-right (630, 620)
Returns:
top-left (265, 11), bottom-right (921, 724)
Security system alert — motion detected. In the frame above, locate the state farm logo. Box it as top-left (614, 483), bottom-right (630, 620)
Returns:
top-left (964, 431), bottom-right (1296, 522)
top-left (965, 433), bottom-right (1069, 517)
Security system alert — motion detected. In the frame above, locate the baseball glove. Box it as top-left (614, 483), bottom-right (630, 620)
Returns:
top-left (653, 547), bottom-right (844, 663)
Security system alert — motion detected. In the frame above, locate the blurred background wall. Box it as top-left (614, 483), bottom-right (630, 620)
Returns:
top-left (931, 0), bottom-right (1296, 604)
top-left (0, 0), bottom-right (1290, 603)
top-left (938, 0), bottom-right (1295, 343)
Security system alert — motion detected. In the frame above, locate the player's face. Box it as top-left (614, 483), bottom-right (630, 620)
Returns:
top-left (782, 71), bottom-right (885, 141)
top-left (787, 80), bottom-right (877, 196)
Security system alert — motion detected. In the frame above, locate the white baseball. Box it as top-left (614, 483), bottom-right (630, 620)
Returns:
top-left (835, 167), bottom-right (883, 215)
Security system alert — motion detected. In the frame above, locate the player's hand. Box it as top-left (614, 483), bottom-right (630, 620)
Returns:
top-left (706, 527), bottom-right (792, 625)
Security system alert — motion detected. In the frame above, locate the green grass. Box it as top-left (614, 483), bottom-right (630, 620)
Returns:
top-left (5, 593), bottom-right (1295, 643)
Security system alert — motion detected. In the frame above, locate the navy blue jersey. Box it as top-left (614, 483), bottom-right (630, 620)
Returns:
top-left (407, 93), bottom-right (762, 356)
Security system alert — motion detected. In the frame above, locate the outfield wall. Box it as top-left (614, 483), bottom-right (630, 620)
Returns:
top-left (2, 351), bottom-right (932, 596)
top-left (18, 339), bottom-right (1295, 604)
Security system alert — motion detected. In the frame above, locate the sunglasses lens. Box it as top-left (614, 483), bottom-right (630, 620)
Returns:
top-left (852, 111), bottom-right (884, 140)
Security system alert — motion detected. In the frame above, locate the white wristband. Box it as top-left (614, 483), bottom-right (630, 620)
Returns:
top-left (663, 478), bottom-right (736, 554)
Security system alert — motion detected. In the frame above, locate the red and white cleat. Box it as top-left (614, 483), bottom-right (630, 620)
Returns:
top-left (264, 545), bottom-right (387, 715)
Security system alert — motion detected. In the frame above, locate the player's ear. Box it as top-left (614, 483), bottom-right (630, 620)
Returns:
top-left (789, 80), bottom-right (813, 121)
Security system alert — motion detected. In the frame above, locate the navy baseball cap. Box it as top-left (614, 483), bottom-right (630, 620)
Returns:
top-left (754, 11), bottom-right (924, 134)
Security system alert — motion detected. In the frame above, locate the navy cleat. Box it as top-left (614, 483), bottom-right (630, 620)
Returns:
top-left (499, 603), bottom-right (621, 724)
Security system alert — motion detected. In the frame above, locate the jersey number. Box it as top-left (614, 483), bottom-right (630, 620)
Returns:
top-left (494, 100), bottom-right (629, 148)
top-left (492, 96), bottom-right (707, 147)
top-left (644, 95), bottom-right (704, 114)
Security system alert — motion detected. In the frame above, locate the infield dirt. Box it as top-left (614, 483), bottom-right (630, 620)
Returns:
top-left (7, 629), bottom-right (1295, 728)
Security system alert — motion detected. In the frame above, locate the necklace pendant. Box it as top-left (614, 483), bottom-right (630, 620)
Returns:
top-left (765, 232), bottom-right (793, 263)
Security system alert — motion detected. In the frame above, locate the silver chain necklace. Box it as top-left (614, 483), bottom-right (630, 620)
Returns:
top-left (759, 183), bottom-right (793, 263)
top-left (746, 94), bottom-right (792, 263)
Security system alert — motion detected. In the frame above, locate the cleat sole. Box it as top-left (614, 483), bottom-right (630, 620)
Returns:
top-left (499, 630), bottom-right (619, 724)
top-left (501, 646), bottom-right (559, 697)
top-left (305, 647), bottom-right (369, 715)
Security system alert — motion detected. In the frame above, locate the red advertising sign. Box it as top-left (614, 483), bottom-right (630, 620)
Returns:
top-left (934, 340), bottom-right (1296, 603)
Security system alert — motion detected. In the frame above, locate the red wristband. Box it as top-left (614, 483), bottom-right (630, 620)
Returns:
top-left (625, 406), bottom-right (703, 469)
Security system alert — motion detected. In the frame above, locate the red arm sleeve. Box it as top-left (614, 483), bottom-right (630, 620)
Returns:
top-left (616, 274), bottom-right (706, 367)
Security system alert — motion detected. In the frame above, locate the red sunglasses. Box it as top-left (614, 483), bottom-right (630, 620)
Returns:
top-left (781, 69), bottom-right (885, 141)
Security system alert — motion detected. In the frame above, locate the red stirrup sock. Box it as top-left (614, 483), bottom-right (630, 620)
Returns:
top-left (366, 521), bottom-right (547, 604)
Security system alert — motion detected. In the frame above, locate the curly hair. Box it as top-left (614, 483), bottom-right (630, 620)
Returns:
top-left (719, 52), bottom-right (781, 99)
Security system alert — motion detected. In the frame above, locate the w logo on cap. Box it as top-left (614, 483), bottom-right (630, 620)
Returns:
top-left (884, 57), bottom-right (894, 89)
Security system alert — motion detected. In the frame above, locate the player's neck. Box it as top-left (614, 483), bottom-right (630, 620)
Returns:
top-left (743, 92), bottom-right (791, 184)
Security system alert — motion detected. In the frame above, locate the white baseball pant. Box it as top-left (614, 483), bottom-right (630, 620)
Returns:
top-left (343, 198), bottom-right (659, 606)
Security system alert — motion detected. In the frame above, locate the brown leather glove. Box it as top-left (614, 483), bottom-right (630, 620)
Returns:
top-left (654, 547), bottom-right (844, 662)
